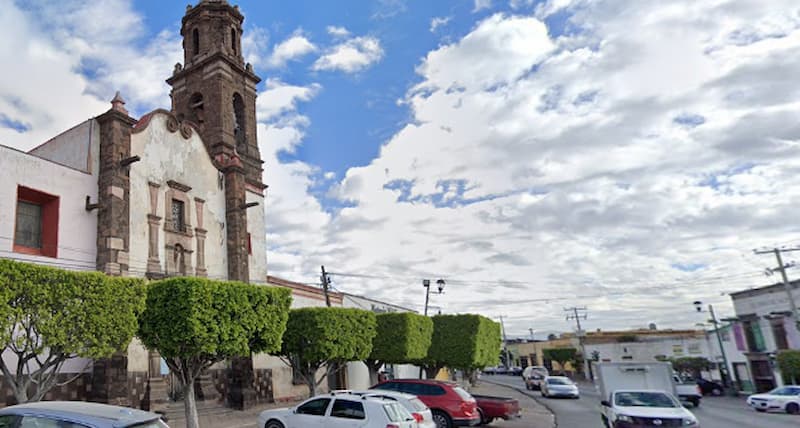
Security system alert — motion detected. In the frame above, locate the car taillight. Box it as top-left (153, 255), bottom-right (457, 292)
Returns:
top-left (412, 412), bottom-right (424, 423)
top-left (386, 425), bottom-right (399, 428)
top-left (696, 386), bottom-right (702, 395)
top-left (460, 401), bottom-right (475, 414)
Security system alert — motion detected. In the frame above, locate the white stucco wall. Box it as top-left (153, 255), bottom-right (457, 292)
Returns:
top-left (0, 145), bottom-right (97, 270)
top-left (28, 120), bottom-right (98, 174)
top-left (586, 336), bottom-right (712, 364)
top-left (248, 191), bottom-right (267, 282)
top-left (129, 113), bottom-right (228, 279)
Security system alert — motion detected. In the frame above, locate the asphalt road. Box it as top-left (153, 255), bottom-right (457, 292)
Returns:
top-left (483, 374), bottom-right (800, 428)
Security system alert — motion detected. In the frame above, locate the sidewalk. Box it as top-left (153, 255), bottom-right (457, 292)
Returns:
top-left (167, 400), bottom-right (300, 428)
top-left (469, 381), bottom-right (556, 428)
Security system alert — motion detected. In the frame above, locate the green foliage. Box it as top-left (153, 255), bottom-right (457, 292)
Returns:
top-left (671, 357), bottom-right (711, 378)
top-left (616, 335), bottom-right (639, 343)
top-left (0, 259), bottom-right (145, 358)
top-left (425, 314), bottom-right (502, 371)
top-left (138, 277), bottom-right (291, 359)
top-left (281, 307), bottom-right (377, 363)
top-left (543, 348), bottom-right (578, 367)
top-left (0, 259), bottom-right (146, 402)
top-left (369, 312), bottom-right (433, 363)
top-left (777, 350), bottom-right (800, 384)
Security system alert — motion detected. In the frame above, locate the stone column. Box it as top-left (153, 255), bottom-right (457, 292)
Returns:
top-left (194, 197), bottom-right (207, 277)
top-left (146, 182), bottom-right (162, 276)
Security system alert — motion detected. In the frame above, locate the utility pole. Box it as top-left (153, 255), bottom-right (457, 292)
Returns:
top-left (565, 307), bottom-right (590, 380)
top-left (499, 315), bottom-right (511, 368)
top-left (755, 247), bottom-right (800, 329)
top-left (320, 265), bottom-right (332, 307)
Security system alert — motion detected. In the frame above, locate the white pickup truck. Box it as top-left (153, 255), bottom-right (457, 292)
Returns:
top-left (673, 374), bottom-right (703, 407)
top-left (596, 362), bottom-right (700, 428)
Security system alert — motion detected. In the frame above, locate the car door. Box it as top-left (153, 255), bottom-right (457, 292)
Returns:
top-left (327, 399), bottom-right (368, 428)
top-left (285, 397), bottom-right (331, 428)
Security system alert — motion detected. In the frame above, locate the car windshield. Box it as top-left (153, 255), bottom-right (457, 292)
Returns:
top-left (547, 378), bottom-right (572, 385)
top-left (614, 392), bottom-right (679, 408)
top-left (767, 387), bottom-right (800, 396)
top-left (409, 398), bottom-right (428, 412)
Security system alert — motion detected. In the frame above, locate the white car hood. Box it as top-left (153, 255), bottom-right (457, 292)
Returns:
top-left (615, 406), bottom-right (692, 419)
top-left (749, 394), bottom-right (778, 400)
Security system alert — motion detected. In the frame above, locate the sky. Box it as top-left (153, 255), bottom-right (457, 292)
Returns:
top-left (3, 0), bottom-right (800, 338)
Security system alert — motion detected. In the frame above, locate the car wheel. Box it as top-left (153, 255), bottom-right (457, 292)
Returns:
top-left (756, 408), bottom-right (767, 413)
top-left (432, 410), bottom-right (453, 428)
top-left (478, 408), bottom-right (493, 425)
top-left (265, 420), bottom-right (284, 428)
top-left (601, 415), bottom-right (610, 428)
top-left (787, 403), bottom-right (800, 415)
top-left (690, 398), bottom-right (700, 407)
top-left (711, 388), bottom-right (722, 396)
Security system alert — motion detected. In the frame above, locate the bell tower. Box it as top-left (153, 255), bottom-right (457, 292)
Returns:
top-left (167, 0), bottom-right (265, 282)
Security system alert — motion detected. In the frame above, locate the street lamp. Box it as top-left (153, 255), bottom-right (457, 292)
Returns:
top-left (423, 279), bottom-right (445, 316)
top-left (693, 301), bottom-right (732, 392)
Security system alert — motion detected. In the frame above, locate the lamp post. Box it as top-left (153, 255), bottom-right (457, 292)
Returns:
top-left (693, 301), bottom-right (732, 391)
top-left (423, 279), bottom-right (445, 316)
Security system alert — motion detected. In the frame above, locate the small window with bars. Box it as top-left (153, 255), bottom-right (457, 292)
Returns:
top-left (15, 201), bottom-right (42, 248)
top-left (172, 199), bottom-right (185, 232)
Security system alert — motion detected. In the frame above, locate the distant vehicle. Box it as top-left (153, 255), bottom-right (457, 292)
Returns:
top-left (747, 385), bottom-right (800, 414)
top-left (509, 366), bottom-right (523, 376)
top-left (371, 379), bottom-right (481, 428)
top-left (596, 362), bottom-right (699, 428)
top-left (0, 402), bottom-right (169, 428)
top-left (673, 374), bottom-right (703, 407)
top-left (540, 376), bottom-right (579, 399)
top-left (258, 393), bottom-right (417, 428)
top-left (337, 390), bottom-right (436, 428)
top-left (523, 366), bottom-right (549, 391)
top-left (695, 378), bottom-right (724, 396)
top-left (493, 366), bottom-right (509, 375)
top-left (471, 394), bottom-right (521, 425)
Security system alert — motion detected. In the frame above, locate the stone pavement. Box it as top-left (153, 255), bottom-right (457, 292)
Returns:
top-left (469, 381), bottom-right (555, 428)
top-left (167, 380), bottom-right (555, 428)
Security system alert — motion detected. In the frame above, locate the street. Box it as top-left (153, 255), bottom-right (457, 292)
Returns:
top-left (484, 375), bottom-right (800, 428)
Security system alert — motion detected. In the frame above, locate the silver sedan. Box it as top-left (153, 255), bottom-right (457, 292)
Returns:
top-left (541, 376), bottom-right (580, 398)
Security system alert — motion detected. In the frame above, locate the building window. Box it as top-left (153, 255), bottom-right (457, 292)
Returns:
top-left (192, 28), bottom-right (200, 56)
top-left (231, 28), bottom-right (237, 54)
top-left (247, 233), bottom-right (252, 255)
top-left (172, 199), bottom-right (185, 232)
top-left (743, 320), bottom-right (766, 352)
top-left (13, 186), bottom-right (59, 258)
top-left (771, 319), bottom-right (789, 350)
top-left (15, 201), bottom-right (41, 248)
top-left (189, 93), bottom-right (204, 124)
top-left (233, 93), bottom-right (246, 148)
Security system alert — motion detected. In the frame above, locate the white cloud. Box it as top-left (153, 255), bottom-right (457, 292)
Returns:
top-left (327, 26), bottom-right (351, 38)
top-left (312, 36), bottom-right (384, 73)
top-left (473, 0), bottom-right (492, 12)
top-left (267, 32), bottom-right (318, 68)
top-left (430, 16), bottom-right (452, 33)
top-left (267, 0), bottom-right (800, 334)
top-left (242, 25), bottom-right (270, 67)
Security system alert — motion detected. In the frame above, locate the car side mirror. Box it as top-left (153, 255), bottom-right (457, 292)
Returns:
top-left (601, 400), bottom-right (610, 407)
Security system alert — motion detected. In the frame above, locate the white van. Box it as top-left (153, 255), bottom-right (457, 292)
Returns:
top-left (522, 366), bottom-right (549, 390)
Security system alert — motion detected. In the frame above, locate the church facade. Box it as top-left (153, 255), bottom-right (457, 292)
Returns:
top-left (0, 0), bottom-right (273, 410)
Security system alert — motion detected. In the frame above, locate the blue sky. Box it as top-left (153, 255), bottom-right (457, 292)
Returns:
top-left (3, 0), bottom-right (800, 336)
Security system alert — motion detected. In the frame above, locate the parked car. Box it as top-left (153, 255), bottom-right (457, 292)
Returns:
top-left (523, 366), bottom-right (549, 391)
top-left (0, 402), bottom-right (169, 428)
top-left (338, 390), bottom-right (436, 428)
top-left (747, 385), bottom-right (800, 414)
top-left (696, 378), bottom-right (724, 396)
top-left (509, 366), bottom-right (523, 376)
top-left (258, 393), bottom-right (417, 428)
top-left (540, 376), bottom-right (580, 399)
top-left (482, 366), bottom-right (496, 375)
top-left (371, 379), bottom-right (480, 428)
top-left (471, 394), bottom-right (521, 425)
top-left (673, 374), bottom-right (703, 407)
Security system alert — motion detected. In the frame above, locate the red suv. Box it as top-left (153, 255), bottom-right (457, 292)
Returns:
top-left (370, 379), bottom-right (480, 428)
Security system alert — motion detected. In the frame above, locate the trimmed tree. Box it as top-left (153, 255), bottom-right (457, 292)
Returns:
top-left (543, 348), bottom-right (578, 373)
top-left (281, 307), bottom-right (377, 397)
top-left (671, 357), bottom-right (711, 379)
top-left (364, 312), bottom-right (433, 385)
top-left (422, 314), bottom-right (501, 380)
top-left (0, 259), bottom-right (146, 403)
top-left (777, 350), bottom-right (800, 385)
top-left (138, 277), bottom-right (291, 428)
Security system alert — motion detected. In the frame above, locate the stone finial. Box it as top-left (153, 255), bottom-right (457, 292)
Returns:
top-left (110, 91), bottom-right (129, 115)
top-left (174, 62), bottom-right (183, 75)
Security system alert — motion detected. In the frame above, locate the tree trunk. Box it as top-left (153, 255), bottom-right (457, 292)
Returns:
top-left (12, 382), bottom-right (29, 404)
top-left (306, 373), bottom-right (317, 397)
top-left (183, 375), bottom-right (200, 428)
top-left (365, 360), bottom-right (381, 387)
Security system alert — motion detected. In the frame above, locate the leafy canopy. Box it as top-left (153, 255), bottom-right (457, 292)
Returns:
top-left (369, 312), bottom-right (433, 364)
top-left (281, 307), bottom-right (377, 363)
top-left (426, 314), bottom-right (501, 370)
top-left (0, 259), bottom-right (145, 359)
top-left (138, 277), bottom-right (291, 359)
top-left (543, 348), bottom-right (578, 366)
top-left (777, 350), bottom-right (800, 384)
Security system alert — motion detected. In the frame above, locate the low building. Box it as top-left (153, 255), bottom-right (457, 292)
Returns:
top-left (730, 280), bottom-right (800, 392)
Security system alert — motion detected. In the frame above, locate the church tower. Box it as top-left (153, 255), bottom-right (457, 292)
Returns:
top-left (167, 0), bottom-right (265, 282)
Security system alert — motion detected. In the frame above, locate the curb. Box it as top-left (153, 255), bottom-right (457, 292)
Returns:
top-left (480, 379), bottom-right (558, 428)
